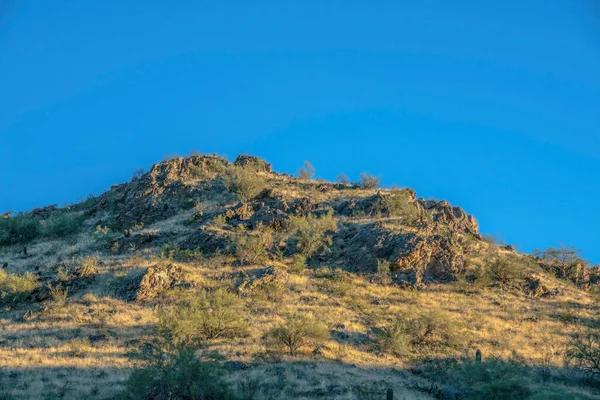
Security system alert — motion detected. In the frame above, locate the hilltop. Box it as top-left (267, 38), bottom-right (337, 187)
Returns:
top-left (1, 154), bottom-right (599, 399)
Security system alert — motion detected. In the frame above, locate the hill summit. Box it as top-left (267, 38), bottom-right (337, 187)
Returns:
top-left (1, 153), bottom-right (599, 399)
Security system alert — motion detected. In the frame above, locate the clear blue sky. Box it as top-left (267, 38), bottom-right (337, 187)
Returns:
top-left (1, 1), bottom-right (599, 263)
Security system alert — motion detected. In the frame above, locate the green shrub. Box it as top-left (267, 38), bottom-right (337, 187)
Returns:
top-left (161, 242), bottom-right (204, 262)
top-left (375, 259), bottom-right (392, 285)
top-left (0, 214), bottom-right (41, 245)
top-left (289, 254), bottom-right (306, 274)
top-left (378, 310), bottom-right (462, 356)
top-left (287, 210), bottom-right (337, 258)
top-left (265, 313), bottom-right (329, 355)
top-left (159, 289), bottom-right (247, 345)
top-left (387, 188), bottom-right (418, 223)
top-left (42, 212), bottom-right (84, 238)
top-left (231, 226), bottom-right (273, 265)
top-left (358, 173), bottom-right (380, 189)
top-left (0, 269), bottom-right (40, 304)
top-left (317, 268), bottom-right (353, 297)
top-left (458, 359), bottom-right (531, 400)
top-left (223, 165), bottom-right (267, 202)
top-left (296, 161), bottom-right (315, 180)
top-left (486, 257), bottom-right (523, 288)
top-left (121, 345), bottom-right (238, 400)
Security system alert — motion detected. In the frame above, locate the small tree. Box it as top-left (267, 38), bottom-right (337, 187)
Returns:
top-left (266, 313), bottom-right (329, 355)
top-left (359, 173), bottom-right (380, 189)
top-left (122, 344), bottom-right (238, 400)
top-left (297, 161), bottom-right (315, 180)
top-left (159, 289), bottom-right (247, 345)
top-left (566, 330), bottom-right (600, 380)
top-left (376, 259), bottom-right (392, 285)
top-left (534, 244), bottom-right (585, 279)
top-left (223, 165), bottom-right (267, 202)
top-left (287, 210), bottom-right (338, 258)
top-left (336, 173), bottom-right (349, 185)
top-left (231, 226), bottom-right (273, 265)
top-left (486, 257), bottom-right (522, 288)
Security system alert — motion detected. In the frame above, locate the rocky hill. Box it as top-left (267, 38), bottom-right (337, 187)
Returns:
top-left (1, 154), bottom-right (599, 399)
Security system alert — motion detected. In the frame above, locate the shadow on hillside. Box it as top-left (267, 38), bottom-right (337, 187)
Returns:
top-left (2, 353), bottom-right (600, 400)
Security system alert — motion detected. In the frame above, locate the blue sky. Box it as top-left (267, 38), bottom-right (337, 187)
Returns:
top-left (1, 1), bottom-right (599, 262)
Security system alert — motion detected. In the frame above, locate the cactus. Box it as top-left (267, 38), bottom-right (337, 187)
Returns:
top-left (476, 348), bottom-right (482, 362)
top-left (387, 388), bottom-right (394, 400)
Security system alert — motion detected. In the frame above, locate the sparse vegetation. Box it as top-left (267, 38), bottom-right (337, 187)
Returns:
top-left (232, 226), bottom-right (273, 265)
top-left (358, 173), bottom-right (380, 189)
top-left (223, 165), bottom-right (267, 202)
top-left (287, 210), bottom-right (337, 257)
top-left (0, 269), bottom-right (40, 304)
top-left (121, 345), bottom-right (238, 400)
top-left (0, 213), bottom-right (41, 245)
top-left (159, 289), bottom-right (247, 345)
top-left (565, 329), bottom-right (600, 380)
top-left (265, 313), bottom-right (329, 355)
top-left (296, 161), bottom-right (315, 180)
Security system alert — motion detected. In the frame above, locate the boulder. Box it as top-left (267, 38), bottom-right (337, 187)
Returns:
top-left (128, 264), bottom-right (184, 302)
top-left (233, 155), bottom-right (272, 172)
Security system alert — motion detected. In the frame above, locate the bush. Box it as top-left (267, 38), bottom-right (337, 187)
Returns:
top-left (565, 329), bottom-right (600, 380)
top-left (375, 259), bottom-right (392, 285)
top-left (223, 165), bottom-right (267, 202)
top-left (76, 255), bottom-right (100, 277)
top-left (378, 310), bottom-right (462, 355)
top-left (287, 210), bottom-right (337, 258)
top-left (289, 254), bottom-right (306, 274)
top-left (42, 212), bottom-right (84, 238)
top-left (265, 313), bottom-right (329, 355)
top-left (458, 358), bottom-right (531, 400)
top-left (486, 257), bottom-right (523, 288)
top-left (159, 289), bottom-right (247, 345)
top-left (231, 226), bottom-right (273, 265)
top-left (0, 269), bottom-right (40, 304)
top-left (387, 188), bottom-right (418, 223)
top-left (121, 344), bottom-right (238, 400)
top-left (0, 214), bottom-right (41, 245)
top-left (336, 173), bottom-right (349, 185)
top-left (296, 161), bottom-right (315, 180)
top-left (358, 173), bottom-right (380, 189)
top-left (534, 244), bottom-right (586, 281)
top-left (317, 268), bottom-right (353, 296)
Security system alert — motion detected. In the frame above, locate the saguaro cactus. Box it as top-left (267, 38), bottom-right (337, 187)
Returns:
top-left (476, 348), bottom-right (482, 363)
top-left (387, 388), bottom-right (394, 400)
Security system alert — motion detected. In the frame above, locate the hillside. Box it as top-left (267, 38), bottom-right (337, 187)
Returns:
top-left (1, 154), bottom-right (599, 399)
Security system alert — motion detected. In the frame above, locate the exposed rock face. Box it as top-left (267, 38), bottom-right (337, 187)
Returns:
top-left (233, 155), bottom-right (272, 172)
top-left (180, 226), bottom-right (232, 254)
top-left (129, 264), bottom-right (184, 301)
top-left (334, 223), bottom-right (469, 284)
top-left (417, 199), bottom-right (479, 236)
top-left (84, 155), bottom-right (231, 227)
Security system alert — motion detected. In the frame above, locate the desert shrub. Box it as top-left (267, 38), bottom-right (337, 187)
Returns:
top-left (48, 283), bottom-right (68, 304)
top-left (121, 345), bottom-right (238, 400)
top-left (337, 173), bottom-right (349, 185)
top-left (159, 288), bottom-right (247, 345)
top-left (387, 188), bottom-right (418, 222)
top-left (358, 173), bottom-right (380, 189)
top-left (457, 358), bottom-right (531, 400)
top-left (565, 329), bottom-right (600, 380)
top-left (375, 259), bottom-right (392, 285)
top-left (485, 257), bottom-right (523, 288)
top-left (42, 212), bottom-right (84, 238)
top-left (288, 254), bottom-right (306, 274)
top-left (76, 255), bottom-right (100, 277)
top-left (378, 310), bottom-right (462, 356)
top-left (287, 210), bottom-right (337, 258)
top-left (0, 213), bottom-right (41, 245)
top-left (211, 213), bottom-right (227, 227)
top-left (317, 268), bottom-right (353, 296)
top-left (265, 313), bottom-right (329, 355)
top-left (0, 269), bottom-right (40, 304)
top-left (296, 161), bottom-right (315, 180)
top-left (231, 226), bottom-right (273, 265)
top-left (223, 165), bottom-right (267, 202)
top-left (161, 242), bottom-right (203, 262)
top-left (534, 244), bottom-right (586, 281)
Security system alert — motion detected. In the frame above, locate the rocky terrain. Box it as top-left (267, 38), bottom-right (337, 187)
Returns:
top-left (1, 154), bottom-right (599, 399)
